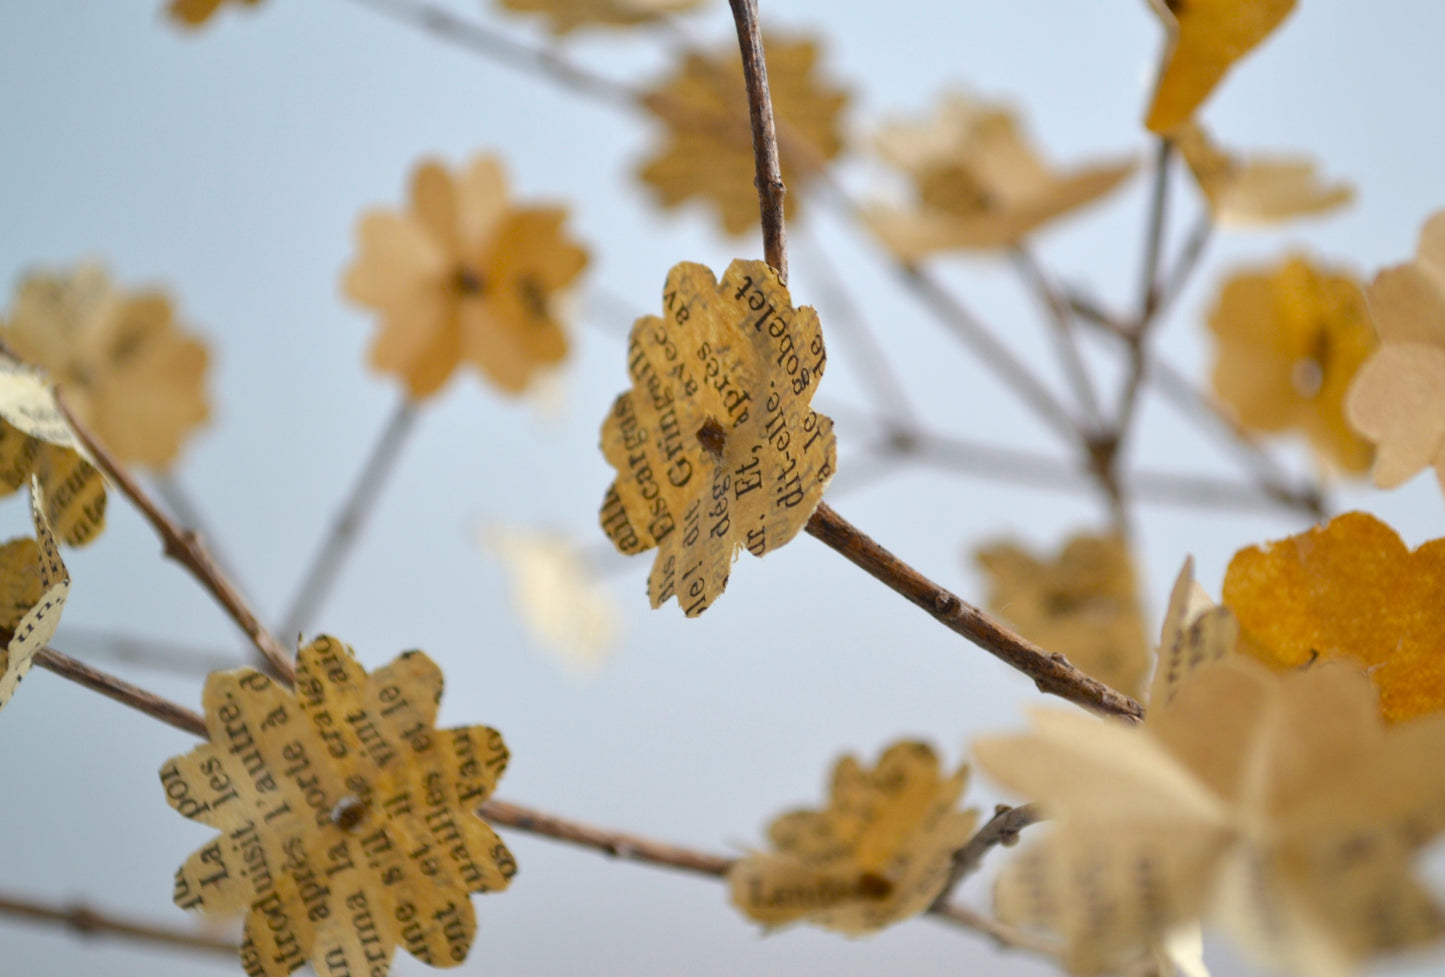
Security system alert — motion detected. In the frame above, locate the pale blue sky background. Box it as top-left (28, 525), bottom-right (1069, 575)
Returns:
top-left (2, 2), bottom-right (1445, 976)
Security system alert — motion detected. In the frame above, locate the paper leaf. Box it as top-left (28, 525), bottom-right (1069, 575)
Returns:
top-left (494, 0), bottom-right (706, 35)
top-left (1207, 255), bottom-right (1377, 475)
top-left (865, 92), bottom-right (1135, 258)
top-left (1346, 209), bottom-right (1445, 491)
top-left (1146, 558), bottom-right (1238, 709)
top-left (478, 523), bottom-right (620, 671)
top-left (727, 741), bottom-right (977, 935)
top-left (1175, 123), bottom-right (1353, 227)
top-left (0, 353), bottom-right (107, 546)
top-left (343, 154), bottom-right (589, 400)
top-left (636, 35), bottom-right (848, 235)
top-left (1222, 511), bottom-right (1445, 724)
top-left (977, 657), bottom-right (1445, 975)
top-left (975, 532), bottom-right (1150, 700)
top-left (0, 480), bottom-right (70, 710)
top-left (162, 636), bottom-right (516, 977)
top-left (598, 259), bottom-right (835, 616)
top-left (1143, 0), bottom-right (1298, 134)
top-left (2, 262), bottom-right (211, 471)
top-left (167, 0), bottom-right (263, 28)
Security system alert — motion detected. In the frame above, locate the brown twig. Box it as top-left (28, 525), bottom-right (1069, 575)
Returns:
top-left (928, 901), bottom-right (1058, 957)
top-left (804, 503), bottom-right (1143, 721)
top-left (932, 803), bottom-right (1043, 909)
top-left (55, 627), bottom-right (238, 677)
top-left (56, 397), bottom-right (295, 684)
top-left (727, 0), bottom-right (787, 282)
top-left (1012, 247), bottom-right (1101, 429)
top-left (33, 647), bottom-right (208, 738)
top-left (279, 398), bottom-right (421, 641)
top-left (0, 889), bottom-right (237, 956)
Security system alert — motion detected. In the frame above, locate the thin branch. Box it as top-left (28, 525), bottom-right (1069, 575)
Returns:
top-left (56, 396), bottom-right (295, 684)
top-left (0, 889), bottom-right (237, 956)
top-left (932, 803), bottom-right (1043, 909)
top-left (1159, 212), bottom-right (1213, 315)
top-left (279, 399), bottom-right (421, 641)
top-left (727, 0), bottom-right (787, 281)
top-left (33, 647), bottom-right (208, 738)
top-left (1012, 247), bottom-right (1102, 428)
top-left (804, 503), bottom-right (1143, 722)
top-left (928, 901), bottom-right (1059, 957)
top-left (56, 627), bottom-right (237, 676)
top-left (152, 473), bottom-right (249, 598)
top-left (1133, 138), bottom-right (1174, 330)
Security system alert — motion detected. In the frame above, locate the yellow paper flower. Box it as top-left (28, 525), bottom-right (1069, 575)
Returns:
top-left (1143, 0), bottom-right (1298, 134)
top-left (728, 741), bottom-right (977, 935)
top-left (494, 0), bottom-right (706, 35)
top-left (975, 532), bottom-right (1150, 700)
top-left (1206, 256), bottom-right (1376, 474)
top-left (1, 262), bottom-right (211, 471)
top-left (344, 154), bottom-right (589, 400)
top-left (166, 0), bottom-right (264, 28)
top-left (978, 654), bottom-right (1445, 976)
top-left (1223, 511), bottom-right (1445, 724)
top-left (636, 34), bottom-right (848, 236)
top-left (162, 636), bottom-right (516, 977)
top-left (1175, 123), bottom-right (1353, 228)
top-left (598, 259), bottom-right (836, 616)
top-left (865, 93), bottom-right (1136, 259)
top-left (1346, 209), bottom-right (1445, 491)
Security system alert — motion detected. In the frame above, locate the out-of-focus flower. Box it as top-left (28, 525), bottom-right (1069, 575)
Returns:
top-left (865, 93), bottom-right (1135, 259)
top-left (1207, 256), bottom-right (1376, 475)
top-left (1175, 123), bottom-right (1353, 228)
top-left (494, 0), bottom-right (706, 35)
top-left (166, 0), bottom-right (264, 29)
top-left (344, 154), bottom-right (589, 400)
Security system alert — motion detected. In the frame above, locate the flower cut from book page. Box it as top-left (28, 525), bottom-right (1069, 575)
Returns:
top-left (975, 532), bottom-right (1150, 700)
top-left (976, 654), bottom-right (1445, 977)
top-left (636, 34), bottom-right (848, 236)
top-left (494, 0), bottom-right (706, 35)
top-left (344, 154), bottom-right (589, 400)
top-left (166, 0), bottom-right (263, 28)
top-left (1223, 511), bottom-right (1445, 724)
top-left (1143, 0), bottom-right (1297, 134)
top-left (1174, 124), bottom-right (1353, 228)
top-left (1207, 255), bottom-right (1376, 475)
top-left (478, 523), bottom-right (620, 672)
top-left (162, 636), bottom-right (516, 977)
top-left (1146, 558), bottom-right (1238, 709)
top-left (865, 92), bottom-right (1135, 259)
top-left (598, 259), bottom-right (835, 616)
top-left (2, 262), bottom-right (211, 471)
top-left (1346, 209), bottom-right (1445, 492)
top-left (0, 353), bottom-right (107, 546)
top-left (0, 480), bottom-right (70, 712)
top-left (728, 741), bottom-right (978, 935)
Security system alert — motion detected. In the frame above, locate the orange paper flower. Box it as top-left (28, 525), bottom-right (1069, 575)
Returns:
top-left (1206, 256), bottom-right (1376, 474)
top-left (494, 0), bottom-right (706, 35)
top-left (636, 34), bottom-right (848, 235)
top-left (166, 0), bottom-right (263, 28)
top-left (344, 154), bottom-right (589, 400)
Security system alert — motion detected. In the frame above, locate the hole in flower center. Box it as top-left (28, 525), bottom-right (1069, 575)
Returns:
top-left (1291, 357), bottom-right (1324, 399)
top-left (696, 417), bottom-right (727, 460)
top-left (453, 266), bottom-right (486, 296)
top-left (330, 796), bottom-right (367, 833)
top-left (855, 872), bottom-right (894, 900)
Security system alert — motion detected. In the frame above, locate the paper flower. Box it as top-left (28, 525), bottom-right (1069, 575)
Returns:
top-left (1223, 511), bottom-right (1445, 724)
top-left (163, 636), bottom-right (516, 977)
top-left (0, 353), bottom-right (107, 546)
top-left (977, 651), bottom-right (1445, 976)
top-left (1206, 256), bottom-right (1376, 474)
top-left (1143, 0), bottom-right (1297, 134)
top-left (1, 262), bottom-right (211, 471)
top-left (864, 93), bottom-right (1135, 259)
top-left (478, 523), bottom-right (620, 671)
top-left (1175, 123), bottom-right (1353, 228)
top-left (344, 154), bottom-right (589, 400)
top-left (974, 532), bottom-right (1150, 700)
top-left (636, 34), bottom-right (848, 236)
top-left (728, 741), bottom-right (977, 935)
top-left (1346, 209), bottom-right (1445, 491)
top-left (166, 0), bottom-right (264, 28)
top-left (494, 0), bottom-right (706, 35)
top-left (0, 480), bottom-right (70, 712)
top-left (598, 259), bottom-right (836, 615)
